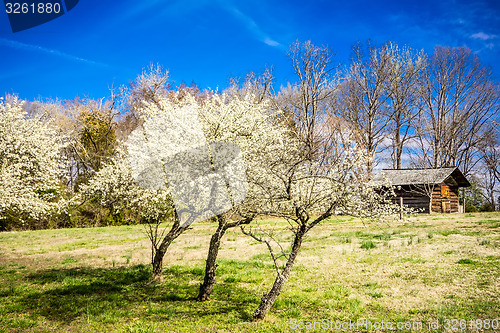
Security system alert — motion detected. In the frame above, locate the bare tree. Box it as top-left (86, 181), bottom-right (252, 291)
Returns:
top-left (478, 123), bottom-right (500, 210)
top-left (384, 44), bottom-right (426, 169)
top-left (482, 123), bottom-right (500, 180)
top-left (478, 167), bottom-right (498, 211)
top-left (278, 40), bottom-right (337, 155)
top-left (415, 46), bottom-right (499, 175)
top-left (228, 67), bottom-right (274, 103)
top-left (337, 41), bottom-right (395, 175)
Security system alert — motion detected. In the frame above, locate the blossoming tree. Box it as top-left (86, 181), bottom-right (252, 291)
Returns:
top-left (125, 88), bottom-right (286, 285)
top-left (79, 154), bottom-right (173, 264)
top-left (238, 40), bottom-right (401, 320)
top-left (0, 97), bottom-right (64, 230)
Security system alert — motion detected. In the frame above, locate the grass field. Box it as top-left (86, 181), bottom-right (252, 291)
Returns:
top-left (0, 213), bottom-right (499, 332)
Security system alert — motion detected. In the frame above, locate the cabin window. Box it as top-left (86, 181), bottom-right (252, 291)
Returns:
top-left (441, 184), bottom-right (449, 197)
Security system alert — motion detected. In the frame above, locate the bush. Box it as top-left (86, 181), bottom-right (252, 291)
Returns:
top-left (479, 203), bottom-right (495, 212)
top-left (465, 202), bottom-right (477, 213)
top-left (66, 201), bottom-right (140, 228)
top-left (457, 258), bottom-right (475, 264)
top-left (361, 240), bottom-right (376, 250)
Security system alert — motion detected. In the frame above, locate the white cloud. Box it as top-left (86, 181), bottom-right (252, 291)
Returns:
top-left (0, 38), bottom-right (107, 67)
top-left (222, 4), bottom-right (281, 48)
top-left (264, 38), bottom-right (280, 47)
top-left (470, 32), bottom-right (497, 40)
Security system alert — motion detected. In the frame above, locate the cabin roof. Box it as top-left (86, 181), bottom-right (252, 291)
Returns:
top-left (371, 167), bottom-right (471, 187)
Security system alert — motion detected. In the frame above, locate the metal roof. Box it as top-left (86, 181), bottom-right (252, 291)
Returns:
top-left (371, 167), bottom-right (471, 187)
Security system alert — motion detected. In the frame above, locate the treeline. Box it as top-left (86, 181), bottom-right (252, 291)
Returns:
top-left (1, 40), bottom-right (499, 232)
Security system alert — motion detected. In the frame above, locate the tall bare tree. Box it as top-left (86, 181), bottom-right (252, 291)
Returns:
top-left (278, 40), bottom-right (337, 156)
top-left (384, 44), bottom-right (426, 169)
top-left (415, 46), bottom-right (499, 175)
top-left (479, 122), bottom-right (500, 210)
top-left (337, 41), bottom-right (394, 175)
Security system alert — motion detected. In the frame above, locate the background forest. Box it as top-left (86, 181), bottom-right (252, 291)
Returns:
top-left (1, 40), bottom-right (499, 232)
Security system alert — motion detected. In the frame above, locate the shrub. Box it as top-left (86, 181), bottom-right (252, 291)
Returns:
top-left (457, 258), bottom-right (475, 264)
top-left (361, 240), bottom-right (376, 250)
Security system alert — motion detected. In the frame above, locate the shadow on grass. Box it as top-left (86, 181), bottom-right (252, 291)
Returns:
top-left (16, 264), bottom-right (256, 324)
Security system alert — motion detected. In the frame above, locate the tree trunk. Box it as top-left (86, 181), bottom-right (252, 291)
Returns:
top-left (197, 214), bottom-right (227, 301)
top-left (428, 194), bottom-right (433, 214)
top-left (393, 118), bottom-right (402, 170)
top-left (253, 229), bottom-right (305, 320)
top-left (490, 191), bottom-right (496, 212)
top-left (366, 138), bottom-right (374, 178)
top-left (197, 214), bottom-right (254, 301)
top-left (151, 224), bottom-right (187, 282)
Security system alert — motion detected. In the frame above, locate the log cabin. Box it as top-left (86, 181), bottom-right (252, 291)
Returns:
top-left (371, 167), bottom-right (471, 213)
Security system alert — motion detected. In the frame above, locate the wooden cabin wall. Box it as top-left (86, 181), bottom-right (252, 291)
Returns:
top-left (388, 182), bottom-right (462, 214)
top-left (449, 186), bottom-right (460, 212)
top-left (431, 185), bottom-right (442, 213)
top-left (431, 183), bottom-right (459, 213)
top-left (393, 187), bottom-right (431, 213)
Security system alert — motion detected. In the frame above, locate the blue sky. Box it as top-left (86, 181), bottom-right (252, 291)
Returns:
top-left (0, 0), bottom-right (499, 101)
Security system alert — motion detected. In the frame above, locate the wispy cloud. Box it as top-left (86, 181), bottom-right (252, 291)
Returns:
top-left (263, 37), bottom-right (280, 47)
top-left (470, 32), bottom-right (497, 40)
top-left (0, 38), bottom-right (108, 67)
top-left (222, 4), bottom-right (281, 48)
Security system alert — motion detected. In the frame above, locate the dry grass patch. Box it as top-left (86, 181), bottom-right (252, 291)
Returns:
top-left (0, 212), bottom-right (499, 332)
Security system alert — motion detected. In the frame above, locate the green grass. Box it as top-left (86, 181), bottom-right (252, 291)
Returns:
top-left (360, 240), bottom-right (376, 249)
top-left (0, 212), bottom-right (499, 332)
top-left (457, 258), bottom-right (476, 265)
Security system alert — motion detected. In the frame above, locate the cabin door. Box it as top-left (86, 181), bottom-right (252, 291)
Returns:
top-left (441, 184), bottom-right (451, 213)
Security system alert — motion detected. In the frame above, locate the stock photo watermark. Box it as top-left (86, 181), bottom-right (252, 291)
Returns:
top-left (4, 0), bottom-right (79, 32)
top-left (290, 318), bottom-right (499, 331)
top-left (126, 105), bottom-right (248, 227)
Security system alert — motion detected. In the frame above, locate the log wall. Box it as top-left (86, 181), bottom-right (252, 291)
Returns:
top-left (393, 187), bottom-right (431, 213)
top-left (430, 183), bottom-right (459, 213)
top-left (392, 183), bottom-right (460, 214)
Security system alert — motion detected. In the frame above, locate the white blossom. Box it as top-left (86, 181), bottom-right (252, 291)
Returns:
top-left (125, 91), bottom-right (286, 225)
top-left (79, 152), bottom-right (172, 222)
top-left (0, 97), bottom-right (64, 222)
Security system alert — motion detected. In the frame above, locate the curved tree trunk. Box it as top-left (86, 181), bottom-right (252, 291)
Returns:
top-left (197, 215), bottom-right (227, 301)
top-left (197, 214), bottom-right (254, 301)
top-left (253, 228), bottom-right (305, 320)
top-left (151, 223), bottom-right (188, 282)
